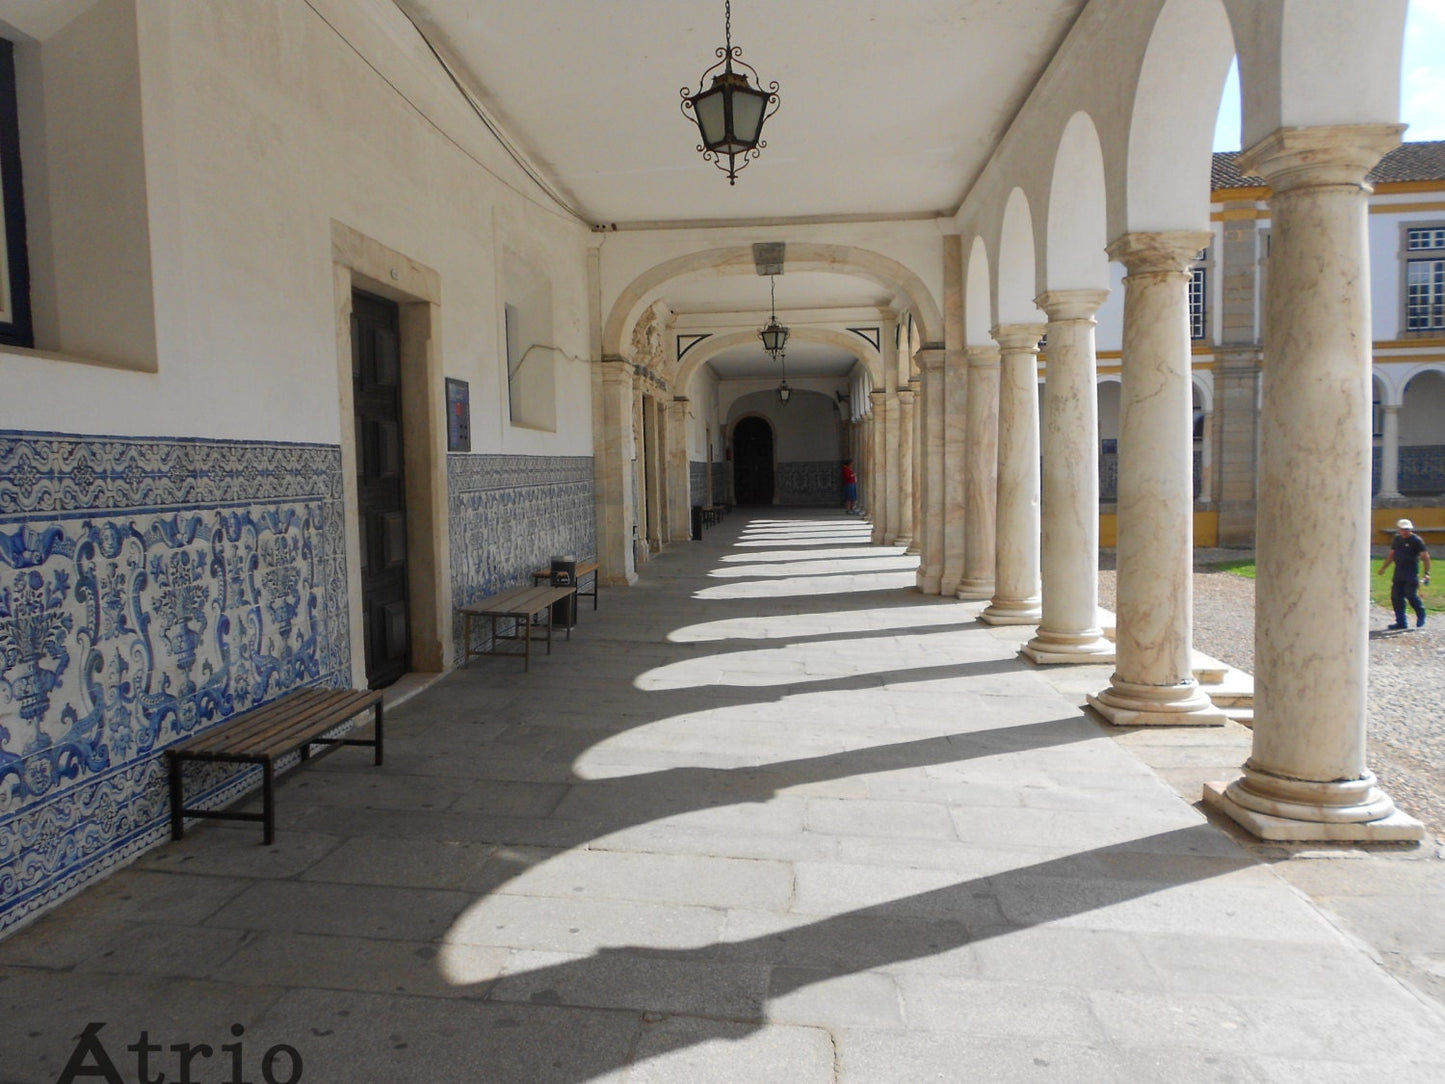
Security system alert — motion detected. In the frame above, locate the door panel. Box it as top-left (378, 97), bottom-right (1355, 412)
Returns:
top-left (352, 291), bottom-right (410, 688)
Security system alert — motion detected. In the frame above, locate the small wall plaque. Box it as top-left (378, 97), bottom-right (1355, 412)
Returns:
top-left (446, 378), bottom-right (471, 452)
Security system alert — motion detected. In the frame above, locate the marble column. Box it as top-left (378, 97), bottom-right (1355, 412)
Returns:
top-left (1378, 403), bottom-right (1402, 498)
top-left (1203, 124), bottom-right (1423, 840)
top-left (1025, 292), bottom-right (1114, 663)
top-left (869, 390), bottom-right (888, 544)
top-left (1197, 408), bottom-right (1214, 504)
top-left (908, 377), bottom-right (924, 555)
top-left (981, 325), bottom-right (1045, 625)
top-left (896, 386), bottom-right (916, 549)
top-left (884, 391), bottom-right (903, 545)
top-left (916, 350), bottom-right (946, 592)
top-left (940, 349), bottom-right (967, 595)
top-left (1087, 233), bottom-right (1226, 726)
top-left (597, 359), bottom-right (638, 586)
top-left (668, 397), bottom-right (691, 541)
top-left (957, 345), bottom-right (999, 599)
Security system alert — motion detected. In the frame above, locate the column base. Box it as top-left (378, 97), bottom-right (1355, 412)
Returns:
top-left (905, 543), bottom-right (921, 556)
top-left (1022, 628), bottom-right (1115, 665)
top-left (893, 534), bottom-right (913, 549)
top-left (1086, 675), bottom-right (1227, 727)
top-left (1202, 781), bottom-right (1424, 842)
top-left (956, 578), bottom-right (994, 601)
top-left (916, 568), bottom-right (942, 594)
top-left (979, 598), bottom-right (1041, 626)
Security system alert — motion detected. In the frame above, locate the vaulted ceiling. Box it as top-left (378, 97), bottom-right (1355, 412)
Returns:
top-left (396, 1), bottom-right (1091, 382)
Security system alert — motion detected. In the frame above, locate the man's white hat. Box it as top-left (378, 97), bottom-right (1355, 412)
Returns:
top-left (1397, 518), bottom-right (1414, 530)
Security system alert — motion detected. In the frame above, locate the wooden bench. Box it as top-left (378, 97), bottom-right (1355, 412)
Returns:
top-left (531, 558), bottom-right (600, 610)
top-left (166, 687), bottom-right (383, 845)
top-left (459, 584), bottom-right (576, 670)
top-left (701, 505), bottom-right (725, 528)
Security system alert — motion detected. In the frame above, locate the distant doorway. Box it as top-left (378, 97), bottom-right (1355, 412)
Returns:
top-left (732, 416), bottom-right (775, 505)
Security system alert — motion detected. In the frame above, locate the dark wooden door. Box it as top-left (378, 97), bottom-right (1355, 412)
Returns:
top-left (732, 416), bottom-right (775, 505)
top-left (352, 291), bottom-right (410, 688)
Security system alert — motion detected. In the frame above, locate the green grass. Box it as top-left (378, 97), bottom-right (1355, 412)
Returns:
top-left (1207, 557), bottom-right (1443, 612)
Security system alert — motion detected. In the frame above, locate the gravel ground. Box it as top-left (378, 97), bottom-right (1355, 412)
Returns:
top-left (1099, 549), bottom-right (1445, 838)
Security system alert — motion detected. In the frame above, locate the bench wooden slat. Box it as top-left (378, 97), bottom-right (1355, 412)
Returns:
top-left (167, 688), bottom-right (383, 844)
top-left (458, 584), bottom-right (576, 670)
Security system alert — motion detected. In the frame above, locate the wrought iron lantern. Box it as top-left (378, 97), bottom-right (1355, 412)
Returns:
top-left (759, 275), bottom-right (789, 357)
top-left (777, 351), bottom-right (791, 404)
top-left (680, 0), bottom-right (781, 184)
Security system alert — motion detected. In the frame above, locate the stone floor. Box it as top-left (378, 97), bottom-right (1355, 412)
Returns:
top-left (2, 511), bottom-right (1444, 1083)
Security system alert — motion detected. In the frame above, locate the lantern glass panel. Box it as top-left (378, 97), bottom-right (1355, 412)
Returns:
top-left (730, 87), bottom-right (768, 145)
top-left (693, 86), bottom-right (728, 149)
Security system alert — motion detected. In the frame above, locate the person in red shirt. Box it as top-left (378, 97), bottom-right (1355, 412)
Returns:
top-left (841, 458), bottom-right (858, 515)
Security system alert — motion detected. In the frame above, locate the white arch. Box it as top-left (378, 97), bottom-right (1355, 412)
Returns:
top-left (1401, 362), bottom-right (1445, 399)
top-left (1191, 372), bottom-right (1214, 415)
top-left (1046, 112), bottom-right (1110, 292)
top-left (964, 236), bottom-right (993, 347)
top-left (602, 244), bottom-right (945, 361)
top-left (1124, 0), bottom-right (1236, 232)
top-left (996, 189), bottom-right (1044, 326)
top-left (1226, 0), bottom-right (1407, 147)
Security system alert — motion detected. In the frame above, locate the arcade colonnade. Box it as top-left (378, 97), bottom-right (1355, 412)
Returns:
top-left (591, 0), bottom-right (1423, 843)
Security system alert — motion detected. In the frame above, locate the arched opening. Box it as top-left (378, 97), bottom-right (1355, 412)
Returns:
top-left (732, 416), bottom-right (776, 505)
top-left (1400, 368), bottom-right (1445, 494)
top-left (1098, 379), bottom-right (1122, 502)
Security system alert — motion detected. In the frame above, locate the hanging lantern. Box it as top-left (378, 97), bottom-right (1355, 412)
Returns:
top-left (680, 0), bottom-right (781, 184)
top-left (759, 275), bottom-right (789, 357)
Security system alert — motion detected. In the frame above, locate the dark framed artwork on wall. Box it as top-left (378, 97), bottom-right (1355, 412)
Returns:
top-left (446, 377), bottom-right (471, 452)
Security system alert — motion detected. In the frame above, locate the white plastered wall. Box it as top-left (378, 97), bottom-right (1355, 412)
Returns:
top-left (0, 0), bottom-right (593, 455)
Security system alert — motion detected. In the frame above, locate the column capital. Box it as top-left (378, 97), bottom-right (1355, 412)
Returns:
top-left (898, 386), bottom-right (916, 403)
top-left (965, 343), bottom-right (1001, 369)
top-left (991, 323), bottom-right (1046, 354)
top-left (1036, 289), bottom-right (1109, 323)
top-left (869, 389), bottom-right (888, 404)
top-left (916, 347), bottom-right (945, 373)
top-left (1380, 402), bottom-right (1401, 415)
top-left (1107, 231), bottom-right (1212, 275)
top-left (600, 358), bottom-right (634, 384)
top-left (1237, 124), bottom-right (1405, 194)
top-left (944, 348), bottom-right (968, 374)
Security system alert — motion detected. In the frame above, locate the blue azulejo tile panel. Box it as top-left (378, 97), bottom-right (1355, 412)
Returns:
top-left (0, 431), bottom-right (349, 933)
top-left (690, 461), bottom-right (707, 506)
top-left (775, 460), bottom-right (842, 507)
top-left (448, 454), bottom-right (595, 658)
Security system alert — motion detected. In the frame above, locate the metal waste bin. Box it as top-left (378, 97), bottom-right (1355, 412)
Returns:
top-left (691, 505), bottom-right (703, 541)
top-left (549, 556), bottom-right (578, 629)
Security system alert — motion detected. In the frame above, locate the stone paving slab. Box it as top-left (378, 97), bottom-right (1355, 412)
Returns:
top-left (2, 510), bottom-right (1445, 1082)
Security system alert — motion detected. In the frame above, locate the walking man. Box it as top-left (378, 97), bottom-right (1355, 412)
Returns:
top-left (1379, 518), bottom-right (1431, 630)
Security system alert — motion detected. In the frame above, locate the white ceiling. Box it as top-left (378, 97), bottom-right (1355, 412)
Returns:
top-left (707, 339), bottom-right (860, 380)
top-left (394, 0), bottom-right (1087, 380)
top-left (396, 0), bottom-right (1085, 226)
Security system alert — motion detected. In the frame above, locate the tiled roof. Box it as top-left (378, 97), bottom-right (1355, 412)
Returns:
top-left (1212, 140), bottom-right (1445, 192)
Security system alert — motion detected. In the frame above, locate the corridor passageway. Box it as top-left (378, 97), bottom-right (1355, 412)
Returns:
top-left (2, 512), bottom-right (1442, 1081)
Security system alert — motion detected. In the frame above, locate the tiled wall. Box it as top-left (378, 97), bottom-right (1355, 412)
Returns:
top-left (0, 432), bottom-right (349, 933)
top-left (776, 460), bottom-right (842, 506)
top-left (448, 454), bottom-right (595, 659)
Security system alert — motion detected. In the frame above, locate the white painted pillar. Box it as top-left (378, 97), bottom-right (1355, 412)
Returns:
top-left (916, 350), bottom-right (946, 592)
top-left (668, 397), bottom-right (691, 542)
top-left (1025, 291), bottom-right (1114, 663)
top-left (1087, 232), bottom-right (1225, 726)
top-left (1378, 403), bottom-right (1402, 499)
top-left (598, 359), bottom-right (638, 585)
top-left (1204, 125), bottom-right (1423, 840)
top-left (896, 386), bottom-right (916, 549)
top-left (957, 345), bottom-right (999, 599)
top-left (981, 325), bottom-right (1045, 624)
top-left (869, 390), bottom-right (888, 544)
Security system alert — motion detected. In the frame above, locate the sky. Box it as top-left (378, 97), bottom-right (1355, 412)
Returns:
top-left (1213, 0), bottom-right (1445, 150)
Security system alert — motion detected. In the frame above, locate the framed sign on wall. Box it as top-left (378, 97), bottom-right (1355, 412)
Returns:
top-left (446, 377), bottom-right (470, 452)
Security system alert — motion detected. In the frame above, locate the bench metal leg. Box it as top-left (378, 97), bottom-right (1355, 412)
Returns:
top-left (374, 700), bottom-right (384, 766)
top-left (168, 753), bottom-right (185, 840)
top-left (262, 760), bottom-right (276, 845)
top-left (523, 614), bottom-right (531, 671)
